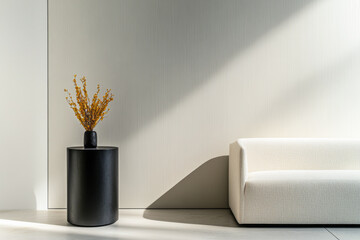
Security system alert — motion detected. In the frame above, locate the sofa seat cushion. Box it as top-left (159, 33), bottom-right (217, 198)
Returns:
top-left (243, 170), bottom-right (360, 224)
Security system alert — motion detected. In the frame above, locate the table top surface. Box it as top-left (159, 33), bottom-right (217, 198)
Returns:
top-left (67, 146), bottom-right (118, 151)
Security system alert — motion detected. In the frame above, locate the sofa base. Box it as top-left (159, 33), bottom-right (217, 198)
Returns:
top-left (240, 170), bottom-right (360, 224)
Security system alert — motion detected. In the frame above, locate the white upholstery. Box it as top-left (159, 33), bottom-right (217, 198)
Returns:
top-left (229, 138), bottom-right (360, 224)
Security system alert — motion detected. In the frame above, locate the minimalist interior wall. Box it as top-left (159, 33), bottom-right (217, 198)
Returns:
top-left (49, 0), bottom-right (360, 208)
top-left (0, 0), bottom-right (47, 209)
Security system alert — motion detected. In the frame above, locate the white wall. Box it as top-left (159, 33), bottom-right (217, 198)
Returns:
top-left (0, 0), bottom-right (47, 209)
top-left (49, 0), bottom-right (360, 208)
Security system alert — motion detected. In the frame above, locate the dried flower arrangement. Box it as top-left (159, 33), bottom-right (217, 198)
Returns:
top-left (64, 75), bottom-right (114, 131)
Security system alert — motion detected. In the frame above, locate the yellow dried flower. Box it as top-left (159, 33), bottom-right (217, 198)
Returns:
top-left (64, 75), bottom-right (114, 131)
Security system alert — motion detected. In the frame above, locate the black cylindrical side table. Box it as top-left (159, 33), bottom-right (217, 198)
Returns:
top-left (67, 146), bottom-right (118, 227)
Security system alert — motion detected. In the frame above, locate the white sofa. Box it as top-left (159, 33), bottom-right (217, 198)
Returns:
top-left (229, 138), bottom-right (360, 224)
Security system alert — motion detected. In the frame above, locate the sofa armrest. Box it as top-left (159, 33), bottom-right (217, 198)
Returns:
top-left (229, 140), bottom-right (247, 224)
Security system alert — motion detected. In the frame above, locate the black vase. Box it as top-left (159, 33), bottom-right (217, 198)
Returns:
top-left (84, 131), bottom-right (97, 148)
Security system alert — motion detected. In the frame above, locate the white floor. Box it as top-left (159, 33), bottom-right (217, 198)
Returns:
top-left (0, 209), bottom-right (358, 240)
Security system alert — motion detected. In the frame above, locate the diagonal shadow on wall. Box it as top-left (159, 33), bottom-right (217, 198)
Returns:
top-left (145, 156), bottom-right (229, 209)
top-left (143, 156), bottom-right (240, 227)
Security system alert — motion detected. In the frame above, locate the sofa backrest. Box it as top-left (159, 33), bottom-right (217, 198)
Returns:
top-left (237, 138), bottom-right (360, 172)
